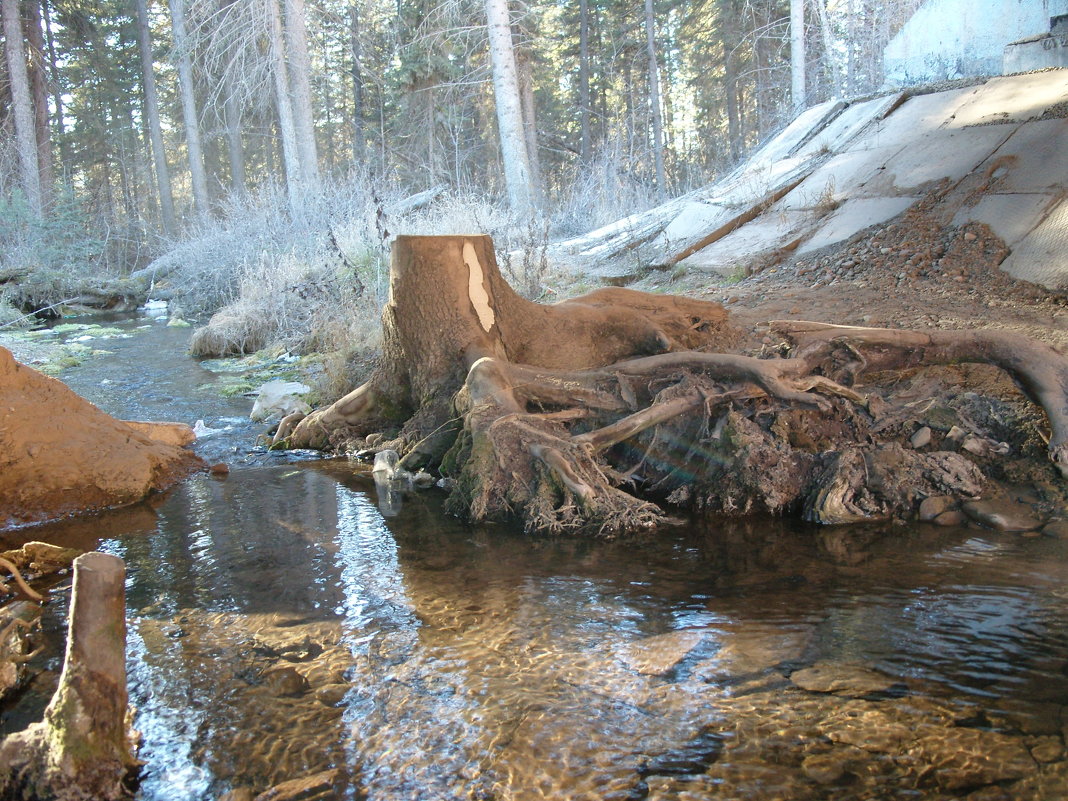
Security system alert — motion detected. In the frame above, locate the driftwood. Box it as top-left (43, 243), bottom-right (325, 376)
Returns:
top-left (0, 552), bottom-right (139, 801)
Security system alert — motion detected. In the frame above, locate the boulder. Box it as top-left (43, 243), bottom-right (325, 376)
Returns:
top-left (961, 499), bottom-right (1046, 532)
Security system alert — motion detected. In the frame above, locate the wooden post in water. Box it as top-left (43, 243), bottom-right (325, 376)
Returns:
top-left (0, 551), bottom-right (139, 800)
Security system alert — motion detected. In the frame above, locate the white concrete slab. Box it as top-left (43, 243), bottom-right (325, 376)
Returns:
top-left (774, 145), bottom-right (904, 210)
top-left (869, 125), bottom-right (1015, 194)
top-left (679, 211), bottom-right (811, 275)
top-left (793, 94), bottom-right (904, 159)
top-left (743, 100), bottom-right (845, 168)
top-left (659, 201), bottom-right (735, 244)
top-left (944, 71), bottom-right (1068, 127)
top-left (952, 193), bottom-right (1056, 246)
top-left (1000, 198), bottom-right (1068, 289)
top-left (846, 87), bottom-right (977, 152)
top-left (979, 119), bottom-right (1068, 192)
top-left (797, 197), bottom-right (917, 254)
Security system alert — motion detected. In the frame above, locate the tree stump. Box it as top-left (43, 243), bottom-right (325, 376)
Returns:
top-left (275, 235), bottom-right (1068, 536)
top-left (0, 552), bottom-right (139, 800)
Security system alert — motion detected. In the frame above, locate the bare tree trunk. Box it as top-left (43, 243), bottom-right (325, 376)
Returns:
top-left (23, 0), bottom-right (52, 209)
top-left (578, 0), bottom-right (591, 163)
top-left (42, 0), bottom-right (65, 161)
top-left (136, 0), bottom-right (176, 234)
top-left (643, 0), bottom-right (666, 200)
top-left (349, 2), bottom-right (365, 163)
top-left (814, 0), bottom-right (840, 98)
top-left (0, 553), bottom-right (138, 800)
top-left (283, 0), bottom-right (319, 187)
top-left (515, 45), bottom-right (543, 205)
top-left (169, 0), bottom-right (210, 218)
top-left (484, 0), bottom-right (534, 213)
top-left (267, 0), bottom-right (304, 208)
top-left (224, 89), bottom-right (246, 194)
top-left (2, 0), bottom-right (43, 215)
top-left (790, 0), bottom-right (806, 110)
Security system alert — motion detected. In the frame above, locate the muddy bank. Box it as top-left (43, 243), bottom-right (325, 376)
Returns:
top-left (0, 346), bottom-right (204, 529)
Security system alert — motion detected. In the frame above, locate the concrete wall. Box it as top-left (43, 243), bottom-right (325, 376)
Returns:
top-left (884, 0), bottom-right (1068, 87)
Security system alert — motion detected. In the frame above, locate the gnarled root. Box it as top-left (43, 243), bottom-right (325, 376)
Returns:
top-left (774, 321), bottom-right (1068, 479)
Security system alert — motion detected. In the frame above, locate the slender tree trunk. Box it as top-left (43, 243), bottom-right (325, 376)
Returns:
top-left (349, 3), bottom-right (365, 163)
top-left (643, 0), bottom-right (666, 200)
top-left (23, 0), bottom-right (52, 209)
top-left (267, 0), bottom-right (304, 207)
top-left (169, 0), bottom-right (210, 218)
top-left (814, 0), bottom-right (839, 98)
top-left (790, 0), bottom-right (806, 110)
top-left (135, 0), bottom-right (176, 234)
top-left (224, 90), bottom-right (245, 194)
top-left (283, 0), bottom-right (319, 186)
top-left (484, 0), bottom-right (534, 213)
top-left (41, 0), bottom-right (64, 161)
top-left (515, 45), bottom-right (543, 205)
top-left (578, 0), bottom-right (591, 163)
top-left (2, 0), bottom-right (43, 215)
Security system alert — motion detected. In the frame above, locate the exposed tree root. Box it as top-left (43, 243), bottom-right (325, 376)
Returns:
top-left (276, 236), bottom-right (1067, 536)
top-left (773, 321), bottom-right (1068, 479)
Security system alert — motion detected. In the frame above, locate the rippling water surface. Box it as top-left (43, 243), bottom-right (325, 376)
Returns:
top-left (3, 317), bottom-right (1067, 800)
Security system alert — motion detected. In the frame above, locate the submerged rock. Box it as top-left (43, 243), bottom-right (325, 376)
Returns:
top-left (253, 769), bottom-right (338, 801)
top-left (907, 727), bottom-right (1035, 791)
top-left (620, 630), bottom-right (707, 676)
top-left (790, 662), bottom-right (901, 696)
top-left (961, 499), bottom-right (1046, 532)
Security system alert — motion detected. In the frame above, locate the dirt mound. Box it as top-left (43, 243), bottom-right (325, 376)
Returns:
top-left (0, 347), bottom-right (204, 529)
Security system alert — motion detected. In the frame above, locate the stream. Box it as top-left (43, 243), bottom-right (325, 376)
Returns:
top-left (3, 313), bottom-right (1068, 800)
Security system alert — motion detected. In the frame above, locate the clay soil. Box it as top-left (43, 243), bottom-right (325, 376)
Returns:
top-left (0, 346), bottom-right (204, 529)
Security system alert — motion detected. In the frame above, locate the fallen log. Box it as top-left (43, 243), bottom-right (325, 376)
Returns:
top-left (0, 552), bottom-right (139, 800)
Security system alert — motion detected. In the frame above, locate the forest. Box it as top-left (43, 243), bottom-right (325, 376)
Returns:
top-left (1, 0), bottom-right (924, 332)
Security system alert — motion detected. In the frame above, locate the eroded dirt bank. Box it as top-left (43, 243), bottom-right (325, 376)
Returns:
top-left (0, 346), bottom-right (204, 529)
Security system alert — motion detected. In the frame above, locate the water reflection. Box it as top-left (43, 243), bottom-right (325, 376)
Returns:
top-left (3, 461), bottom-right (1067, 800)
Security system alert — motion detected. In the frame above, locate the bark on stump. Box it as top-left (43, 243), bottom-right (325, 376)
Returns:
top-left (0, 552), bottom-right (138, 800)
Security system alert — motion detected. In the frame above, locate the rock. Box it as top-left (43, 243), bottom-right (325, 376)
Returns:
top-left (250, 380), bottom-right (312, 423)
top-left (710, 628), bottom-right (812, 675)
top-left (933, 510), bottom-right (967, 527)
top-left (801, 751), bottom-right (854, 784)
top-left (820, 705), bottom-right (914, 752)
top-left (314, 683), bottom-right (349, 707)
top-left (620, 630), bottom-right (706, 676)
top-left (918, 495), bottom-right (956, 521)
top-left (961, 499), bottom-right (1046, 532)
top-left (210, 462), bottom-right (230, 476)
top-left (253, 769), bottom-right (338, 801)
top-left (219, 790), bottom-right (255, 801)
top-left (122, 420), bottom-right (196, 447)
top-left (1042, 519), bottom-right (1068, 538)
top-left (961, 435), bottom-right (1010, 457)
top-left (910, 426), bottom-right (933, 449)
top-left (1029, 736), bottom-right (1064, 763)
top-left (261, 665), bottom-right (308, 697)
top-left (412, 471), bottom-right (435, 489)
top-left (790, 662), bottom-right (901, 696)
top-left (908, 728), bottom-right (1034, 791)
top-left (945, 425), bottom-right (968, 448)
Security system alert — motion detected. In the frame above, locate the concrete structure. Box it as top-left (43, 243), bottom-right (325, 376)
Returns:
top-left (1004, 14), bottom-right (1068, 72)
top-left (883, 0), bottom-right (1068, 87)
top-left (555, 70), bottom-right (1068, 291)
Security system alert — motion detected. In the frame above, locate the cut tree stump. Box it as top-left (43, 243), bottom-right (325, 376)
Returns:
top-left (274, 235), bottom-right (1068, 536)
top-left (0, 552), bottom-right (139, 800)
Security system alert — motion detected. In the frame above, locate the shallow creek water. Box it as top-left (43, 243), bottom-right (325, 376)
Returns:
top-left (3, 316), bottom-right (1068, 800)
